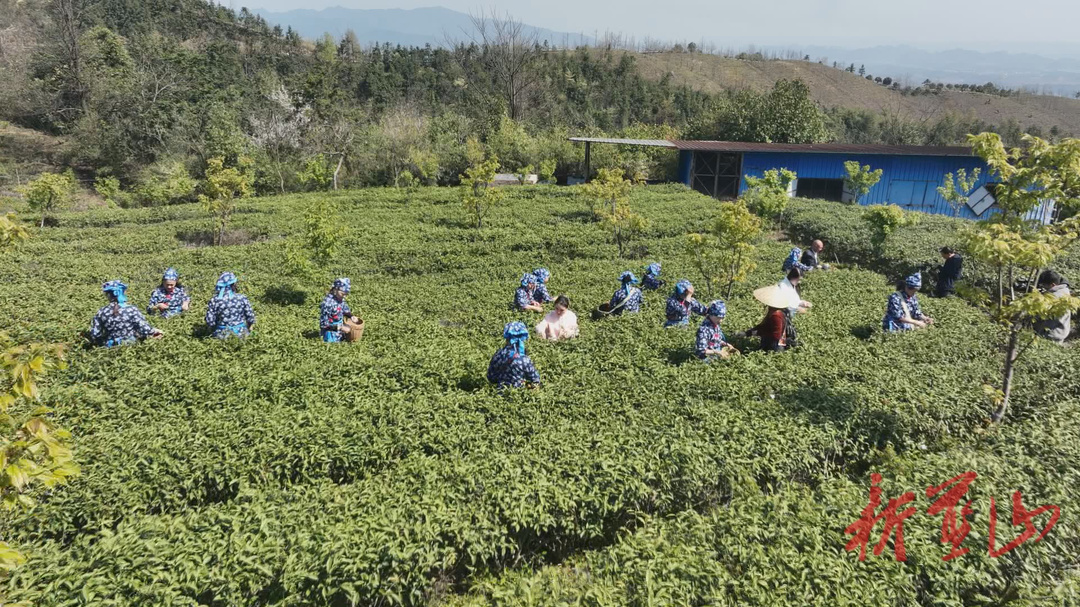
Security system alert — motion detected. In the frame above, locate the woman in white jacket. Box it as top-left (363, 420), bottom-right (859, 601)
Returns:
top-left (536, 295), bottom-right (579, 341)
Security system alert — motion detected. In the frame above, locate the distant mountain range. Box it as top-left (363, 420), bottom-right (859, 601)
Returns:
top-left (251, 6), bottom-right (1080, 95)
top-left (252, 6), bottom-right (593, 48)
top-left (783, 44), bottom-right (1080, 95)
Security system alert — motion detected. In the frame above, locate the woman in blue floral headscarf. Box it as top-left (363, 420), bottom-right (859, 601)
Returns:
top-left (320, 277), bottom-right (359, 342)
top-left (205, 272), bottom-right (256, 339)
top-left (642, 263), bottom-right (663, 290)
top-left (513, 272), bottom-right (545, 312)
top-left (487, 321), bottom-right (541, 389)
top-left (664, 279), bottom-right (707, 327)
top-left (782, 247), bottom-right (813, 274)
top-left (532, 268), bottom-right (555, 304)
top-left (695, 300), bottom-right (736, 359)
top-left (90, 280), bottom-right (163, 347)
top-left (608, 271), bottom-right (643, 316)
top-left (883, 272), bottom-right (934, 333)
top-left (147, 268), bottom-right (191, 318)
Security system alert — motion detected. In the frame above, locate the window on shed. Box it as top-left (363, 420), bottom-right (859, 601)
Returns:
top-left (796, 178), bottom-right (845, 202)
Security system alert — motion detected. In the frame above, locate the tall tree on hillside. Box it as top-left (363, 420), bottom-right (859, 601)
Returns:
top-left (465, 9), bottom-right (540, 121)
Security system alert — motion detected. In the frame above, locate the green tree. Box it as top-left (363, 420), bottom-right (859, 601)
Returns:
top-left (583, 168), bottom-right (648, 258)
top-left (962, 133), bottom-right (1080, 422)
top-left (0, 215), bottom-right (79, 574)
top-left (937, 168), bottom-right (982, 217)
top-left (515, 165), bottom-right (534, 185)
top-left (743, 168), bottom-right (796, 225)
top-left (843, 161), bottom-right (883, 204)
top-left (286, 197), bottom-right (347, 276)
top-left (199, 156), bottom-right (254, 245)
top-left (460, 155), bottom-right (503, 229)
top-left (686, 201), bottom-right (761, 298)
top-left (538, 159), bottom-right (557, 184)
top-left (18, 171), bottom-right (77, 227)
top-left (298, 156), bottom-right (334, 191)
top-left (862, 204), bottom-right (917, 255)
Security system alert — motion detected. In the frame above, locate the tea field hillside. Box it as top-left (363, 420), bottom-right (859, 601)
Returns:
top-left (1, 185), bottom-right (1079, 605)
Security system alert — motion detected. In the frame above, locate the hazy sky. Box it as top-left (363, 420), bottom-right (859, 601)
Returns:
top-left (237, 0), bottom-right (1080, 49)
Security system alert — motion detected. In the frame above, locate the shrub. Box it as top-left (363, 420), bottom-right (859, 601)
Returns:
top-left (843, 161), bottom-right (883, 204)
top-left (18, 171), bottom-right (76, 227)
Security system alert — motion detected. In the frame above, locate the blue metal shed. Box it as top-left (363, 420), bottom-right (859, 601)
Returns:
top-left (672, 141), bottom-right (1055, 223)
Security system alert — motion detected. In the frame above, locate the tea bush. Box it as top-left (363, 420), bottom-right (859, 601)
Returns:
top-left (1, 185), bottom-right (1078, 605)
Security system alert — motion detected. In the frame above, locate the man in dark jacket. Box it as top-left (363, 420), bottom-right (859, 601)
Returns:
top-left (935, 247), bottom-right (963, 298)
top-left (799, 240), bottom-right (828, 270)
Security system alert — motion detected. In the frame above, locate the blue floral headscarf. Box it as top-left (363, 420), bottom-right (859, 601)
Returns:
top-left (533, 268), bottom-right (551, 284)
top-left (163, 268), bottom-right (179, 281)
top-left (333, 277), bottom-right (351, 294)
top-left (905, 272), bottom-right (923, 289)
top-left (520, 272), bottom-right (538, 288)
top-left (645, 263), bottom-right (661, 277)
top-left (784, 248), bottom-right (802, 269)
top-left (215, 272), bottom-right (238, 298)
top-left (674, 279), bottom-right (693, 297)
top-left (707, 300), bottom-right (727, 319)
top-left (503, 321), bottom-right (529, 356)
top-left (102, 280), bottom-right (128, 305)
top-left (620, 271), bottom-right (639, 285)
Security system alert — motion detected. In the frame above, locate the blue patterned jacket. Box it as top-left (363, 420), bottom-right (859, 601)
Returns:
top-left (882, 291), bottom-right (924, 332)
top-left (665, 296), bottom-right (707, 326)
top-left (487, 346), bottom-right (541, 388)
top-left (695, 319), bottom-right (728, 359)
top-left (90, 304), bottom-right (158, 346)
top-left (205, 294), bottom-right (256, 339)
top-left (147, 286), bottom-right (190, 318)
top-left (609, 286), bottom-right (643, 315)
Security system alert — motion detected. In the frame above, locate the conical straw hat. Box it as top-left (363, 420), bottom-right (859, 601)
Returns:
top-left (753, 284), bottom-right (800, 309)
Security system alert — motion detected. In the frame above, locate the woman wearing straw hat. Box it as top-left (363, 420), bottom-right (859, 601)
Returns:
top-left (745, 283), bottom-right (801, 352)
top-left (883, 272), bottom-right (933, 333)
top-left (205, 272), bottom-right (256, 339)
top-left (695, 300), bottom-right (737, 360)
top-left (147, 268), bottom-right (191, 318)
top-left (90, 280), bottom-right (163, 347)
top-left (320, 278), bottom-right (360, 343)
top-left (608, 271), bottom-right (643, 316)
top-left (487, 321), bottom-right (541, 389)
top-left (665, 280), bottom-right (707, 327)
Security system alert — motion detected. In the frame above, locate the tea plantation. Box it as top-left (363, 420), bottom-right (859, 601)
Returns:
top-left (1, 185), bottom-right (1078, 606)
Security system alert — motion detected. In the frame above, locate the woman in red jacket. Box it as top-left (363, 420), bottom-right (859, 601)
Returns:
top-left (744, 284), bottom-right (799, 353)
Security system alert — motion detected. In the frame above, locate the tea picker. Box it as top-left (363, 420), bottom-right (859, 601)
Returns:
top-left (89, 280), bottom-right (163, 347)
top-left (695, 300), bottom-right (737, 360)
top-left (782, 247), bottom-right (814, 274)
top-left (532, 268), bottom-right (555, 304)
top-left (642, 262), bottom-right (664, 290)
top-left (513, 272), bottom-right (545, 313)
top-left (205, 272), bottom-right (256, 339)
top-left (487, 321), bottom-right (541, 389)
top-left (882, 272), bottom-right (933, 333)
top-left (320, 277), bottom-right (363, 343)
top-left (147, 267), bottom-right (191, 318)
top-left (743, 284), bottom-right (801, 353)
top-left (606, 271), bottom-right (643, 317)
top-left (665, 279), bottom-right (707, 327)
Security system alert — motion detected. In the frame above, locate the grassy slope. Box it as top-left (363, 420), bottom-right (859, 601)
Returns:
top-left (0, 186), bottom-right (1077, 605)
top-left (629, 51), bottom-right (1080, 135)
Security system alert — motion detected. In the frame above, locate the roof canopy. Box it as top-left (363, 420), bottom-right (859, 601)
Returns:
top-left (568, 137), bottom-right (676, 148)
top-left (567, 137), bottom-right (973, 157)
top-left (669, 141), bottom-right (974, 156)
